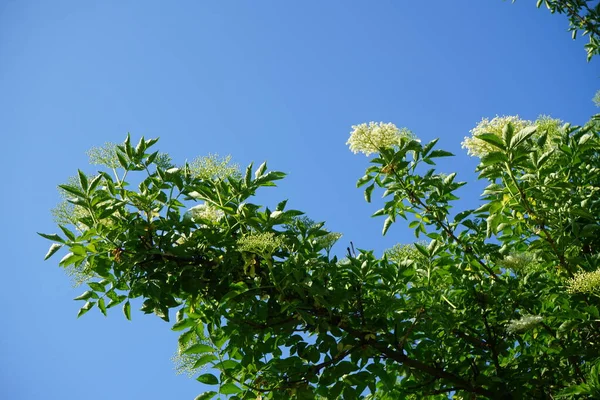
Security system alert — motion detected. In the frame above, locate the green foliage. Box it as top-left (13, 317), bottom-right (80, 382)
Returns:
top-left (515, 0), bottom-right (600, 61)
top-left (42, 110), bottom-right (600, 398)
top-left (40, 4), bottom-right (600, 399)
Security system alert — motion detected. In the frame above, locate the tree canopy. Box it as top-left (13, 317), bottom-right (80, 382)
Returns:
top-left (40, 2), bottom-right (600, 399)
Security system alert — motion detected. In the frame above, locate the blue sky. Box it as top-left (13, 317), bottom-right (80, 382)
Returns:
top-left (1, 1), bottom-right (597, 399)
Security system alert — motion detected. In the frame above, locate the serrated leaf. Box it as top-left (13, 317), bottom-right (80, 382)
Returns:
top-left (194, 391), bottom-right (217, 400)
top-left (77, 301), bottom-right (95, 318)
top-left (88, 282), bottom-right (105, 292)
top-left (196, 373), bottom-right (219, 385)
top-left (356, 174), bottom-right (372, 188)
top-left (414, 242), bottom-right (429, 257)
top-left (480, 151), bottom-right (508, 167)
top-left (382, 216), bottom-right (393, 236)
top-left (244, 163), bottom-right (253, 187)
top-left (37, 232), bottom-right (65, 243)
top-left (77, 170), bottom-right (89, 192)
top-left (44, 243), bottom-right (63, 260)
top-left (509, 126), bottom-right (537, 148)
top-left (123, 301), bottom-right (131, 320)
top-left (193, 354), bottom-right (218, 369)
top-left (74, 290), bottom-right (94, 301)
top-left (475, 133), bottom-right (506, 150)
top-left (364, 183), bottom-right (374, 203)
top-left (255, 161), bottom-right (267, 178)
top-left (59, 252), bottom-right (78, 267)
top-left (172, 318), bottom-right (196, 331)
top-left (428, 149), bottom-right (454, 158)
top-left (58, 184), bottom-right (87, 200)
top-left (220, 383), bottom-right (241, 395)
top-left (98, 298), bottom-right (107, 316)
top-left (184, 343), bottom-right (214, 355)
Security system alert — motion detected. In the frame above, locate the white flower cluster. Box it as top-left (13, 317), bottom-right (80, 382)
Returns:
top-left (462, 116), bottom-right (531, 158)
top-left (567, 269), bottom-right (600, 295)
top-left (190, 153), bottom-right (240, 181)
top-left (237, 232), bottom-right (284, 257)
top-left (347, 122), bottom-right (414, 156)
top-left (506, 315), bottom-right (543, 334)
top-left (185, 203), bottom-right (224, 224)
top-left (461, 115), bottom-right (563, 158)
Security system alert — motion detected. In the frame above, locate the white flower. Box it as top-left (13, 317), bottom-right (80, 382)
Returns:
top-left (347, 122), bottom-right (414, 156)
top-left (462, 116), bottom-right (531, 158)
top-left (506, 315), bottom-right (543, 334)
top-left (185, 203), bottom-right (224, 224)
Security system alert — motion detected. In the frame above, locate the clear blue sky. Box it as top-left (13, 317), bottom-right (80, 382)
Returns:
top-left (1, 1), bottom-right (597, 399)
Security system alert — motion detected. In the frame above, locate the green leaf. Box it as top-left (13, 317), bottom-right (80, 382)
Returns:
top-left (220, 383), bottom-right (241, 395)
top-left (58, 184), bottom-right (87, 199)
top-left (172, 318), bottom-right (196, 331)
top-left (255, 161), bottom-right (267, 178)
top-left (382, 216), bottom-right (393, 236)
top-left (59, 252), bottom-right (79, 267)
top-left (509, 126), bottom-right (537, 148)
top-left (356, 174), bottom-right (372, 188)
top-left (364, 183), bottom-right (374, 203)
top-left (116, 151), bottom-right (129, 169)
top-left (196, 373), bottom-right (219, 385)
top-left (87, 173), bottom-right (104, 193)
top-left (184, 343), bottom-right (214, 355)
top-left (194, 391), bottom-right (217, 400)
top-left (77, 301), bottom-right (95, 318)
top-left (192, 354), bottom-right (218, 369)
top-left (475, 133), bottom-right (506, 150)
top-left (414, 242), bottom-right (429, 258)
top-left (44, 243), bottom-right (63, 260)
top-left (88, 282), bottom-right (105, 292)
top-left (502, 122), bottom-right (514, 145)
top-left (74, 290), bottom-right (95, 301)
top-left (428, 149), bottom-right (454, 158)
top-left (98, 298), bottom-right (107, 316)
top-left (77, 170), bottom-right (89, 192)
top-left (480, 151), bottom-right (508, 167)
top-left (123, 301), bottom-right (132, 320)
top-left (244, 163), bottom-right (253, 187)
top-left (37, 232), bottom-right (65, 243)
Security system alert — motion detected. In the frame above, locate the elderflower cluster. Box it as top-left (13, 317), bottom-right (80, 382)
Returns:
top-left (172, 333), bottom-right (212, 377)
top-left (190, 153), bottom-right (240, 181)
top-left (462, 116), bottom-right (531, 157)
top-left (347, 122), bottom-right (414, 156)
top-left (506, 315), bottom-right (543, 334)
top-left (185, 203), bottom-right (224, 224)
top-left (497, 252), bottom-right (538, 274)
top-left (237, 232), bottom-right (284, 256)
top-left (567, 269), bottom-right (600, 295)
top-left (462, 115), bottom-right (563, 158)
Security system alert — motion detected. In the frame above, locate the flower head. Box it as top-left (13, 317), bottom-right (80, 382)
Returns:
top-left (237, 232), bottom-right (284, 257)
top-left (567, 269), bottom-right (600, 295)
top-left (347, 122), bottom-right (414, 156)
top-left (190, 153), bottom-right (240, 181)
top-left (462, 116), bottom-right (531, 158)
top-left (506, 315), bottom-right (543, 334)
top-left (185, 203), bottom-right (224, 224)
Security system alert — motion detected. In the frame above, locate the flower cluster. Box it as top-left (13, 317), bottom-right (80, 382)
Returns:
top-left (347, 122), bottom-right (414, 156)
top-left (497, 252), bottom-right (538, 274)
top-left (190, 153), bottom-right (240, 181)
top-left (506, 315), bottom-right (544, 334)
top-left (237, 232), bottom-right (284, 257)
top-left (172, 331), bottom-right (212, 378)
top-left (462, 116), bottom-right (531, 157)
top-left (462, 115), bottom-right (563, 158)
top-left (567, 269), bottom-right (600, 295)
top-left (185, 203), bottom-right (224, 224)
